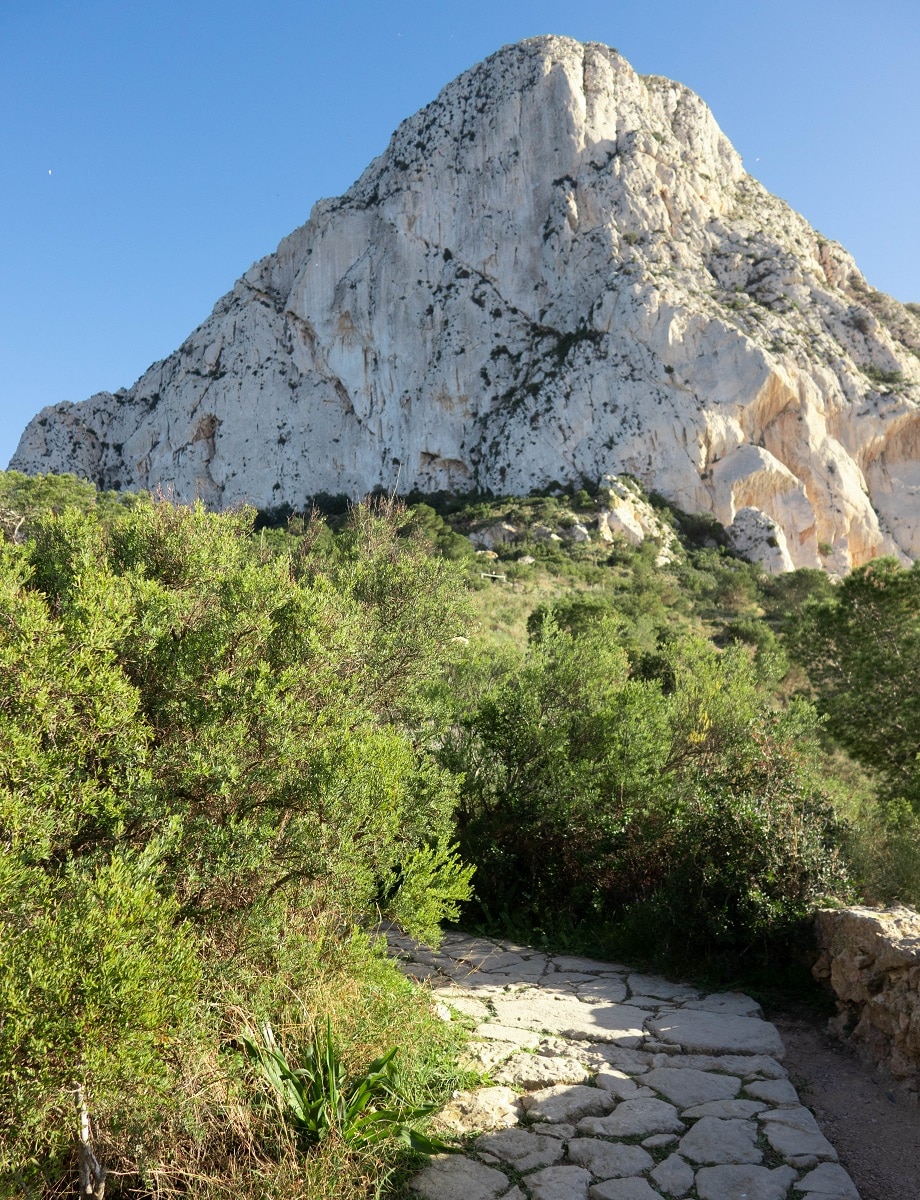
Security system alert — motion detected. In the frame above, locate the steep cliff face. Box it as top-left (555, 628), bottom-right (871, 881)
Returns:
top-left (12, 36), bottom-right (920, 571)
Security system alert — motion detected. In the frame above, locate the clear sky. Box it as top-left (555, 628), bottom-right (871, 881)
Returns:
top-left (2, 0), bottom-right (918, 470)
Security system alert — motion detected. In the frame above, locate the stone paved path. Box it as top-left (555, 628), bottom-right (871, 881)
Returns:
top-left (385, 928), bottom-right (861, 1200)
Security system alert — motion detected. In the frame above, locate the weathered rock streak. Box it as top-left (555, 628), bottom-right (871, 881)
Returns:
top-left (12, 36), bottom-right (920, 571)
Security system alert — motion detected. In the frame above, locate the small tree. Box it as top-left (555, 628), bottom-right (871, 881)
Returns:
top-left (789, 557), bottom-right (920, 807)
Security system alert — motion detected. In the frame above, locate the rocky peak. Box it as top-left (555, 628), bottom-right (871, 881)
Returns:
top-left (11, 35), bottom-right (920, 572)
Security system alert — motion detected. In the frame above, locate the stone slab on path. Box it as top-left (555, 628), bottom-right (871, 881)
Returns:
top-left (390, 928), bottom-right (862, 1199)
top-left (492, 992), bottom-right (648, 1044)
top-left (647, 1009), bottom-right (786, 1057)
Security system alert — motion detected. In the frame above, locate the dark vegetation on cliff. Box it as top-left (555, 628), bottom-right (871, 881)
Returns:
top-left (2, 469), bottom-right (919, 1198)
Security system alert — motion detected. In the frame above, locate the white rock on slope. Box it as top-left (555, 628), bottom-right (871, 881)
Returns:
top-left (12, 36), bottom-right (920, 572)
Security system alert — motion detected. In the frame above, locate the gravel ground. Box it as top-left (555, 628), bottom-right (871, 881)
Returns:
top-left (773, 1012), bottom-right (920, 1200)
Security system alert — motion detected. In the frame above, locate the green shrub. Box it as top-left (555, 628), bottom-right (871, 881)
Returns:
top-left (0, 497), bottom-right (473, 1190)
top-left (445, 625), bottom-right (851, 970)
top-left (0, 852), bottom-right (202, 1176)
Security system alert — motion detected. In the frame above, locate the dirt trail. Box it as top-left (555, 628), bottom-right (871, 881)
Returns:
top-left (773, 1012), bottom-right (920, 1200)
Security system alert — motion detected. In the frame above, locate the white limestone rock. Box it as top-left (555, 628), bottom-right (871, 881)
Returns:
top-left (677, 1117), bottom-right (762, 1165)
top-left (493, 1052), bottom-right (589, 1089)
top-left (578, 1097), bottom-right (684, 1138)
top-left (758, 1107), bottom-right (839, 1162)
top-left (491, 992), bottom-right (647, 1043)
top-left (523, 1084), bottom-right (615, 1124)
top-left (437, 1086), bottom-right (523, 1133)
top-left (589, 1182), bottom-right (662, 1200)
top-left (13, 36), bottom-right (920, 573)
top-left (475, 1128), bottom-right (565, 1172)
top-left (650, 1153), bottom-right (695, 1197)
top-left (726, 506), bottom-right (795, 572)
top-left (794, 1161), bottom-right (860, 1199)
top-left (647, 1010), bottom-right (786, 1057)
top-left (566, 1137), bottom-right (654, 1179)
top-left (470, 522), bottom-right (521, 550)
top-left (597, 478), bottom-right (680, 564)
top-left (640, 1067), bottom-right (740, 1108)
top-left (743, 1078), bottom-right (799, 1107)
top-left (525, 1165), bottom-right (593, 1200)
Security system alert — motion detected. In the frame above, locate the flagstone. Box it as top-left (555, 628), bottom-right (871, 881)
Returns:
top-left (649, 1152), bottom-right (695, 1197)
top-left (648, 1010), bottom-right (785, 1057)
top-left (475, 1128), bottom-right (564, 1172)
top-left (793, 1161), bottom-right (860, 1198)
top-left (566, 1137), bottom-right (654, 1179)
top-left (744, 1078), bottom-right (800, 1106)
top-left (641, 1067), bottom-right (740, 1108)
top-left (695, 1165), bottom-right (798, 1200)
top-left (525, 1165), bottom-right (593, 1200)
top-left (523, 1084), bottom-right (615, 1123)
top-left (678, 1117), bottom-right (762, 1165)
top-left (409, 1155), bottom-right (512, 1200)
top-left (578, 1097), bottom-right (684, 1138)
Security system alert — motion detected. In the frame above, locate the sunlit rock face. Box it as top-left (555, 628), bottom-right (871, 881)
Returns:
top-left (12, 36), bottom-right (920, 571)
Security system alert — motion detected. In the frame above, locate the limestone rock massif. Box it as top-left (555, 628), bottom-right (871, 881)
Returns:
top-left (12, 36), bottom-right (920, 571)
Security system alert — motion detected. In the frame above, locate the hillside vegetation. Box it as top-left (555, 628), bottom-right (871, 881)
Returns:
top-left (2, 470), bottom-right (919, 1198)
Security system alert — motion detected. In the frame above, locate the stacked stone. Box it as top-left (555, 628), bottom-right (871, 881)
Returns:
top-left (814, 905), bottom-right (920, 1094)
top-left (383, 929), bottom-right (860, 1200)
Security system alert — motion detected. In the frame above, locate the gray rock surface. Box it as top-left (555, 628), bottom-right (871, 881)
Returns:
top-left (677, 1116), bottom-right (762, 1165)
top-left (474, 1128), bottom-right (564, 1171)
top-left (493, 993), bottom-right (647, 1043)
top-left (647, 1009), bottom-right (786, 1056)
top-left (745, 1077), bottom-right (800, 1106)
top-left (523, 1084), bottom-right (614, 1124)
top-left (640, 1066), bottom-right (740, 1107)
top-left (595, 1067), bottom-right (653, 1098)
top-left (15, 36), bottom-right (920, 576)
top-left (566, 1137), bottom-right (654, 1179)
top-left (526, 1164), bottom-right (592, 1200)
top-left (681, 1098), bottom-right (767, 1119)
top-left (438, 1085), bottom-right (522, 1133)
top-left (794, 1161), bottom-right (861, 1198)
top-left (759, 1107), bottom-right (839, 1161)
top-left (578, 1097), bottom-right (684, 1138)
top-left (589, 1180), bottom-right (661, 1200)
top-left (695, 1165), bottom-right (798, 1200)
top-left (649, 1152), bottom-right (695, 1196)
top-left (409, 1154), bottom-right (512, 1200)
top-left (494, 1052), bottom-right (589, 1090)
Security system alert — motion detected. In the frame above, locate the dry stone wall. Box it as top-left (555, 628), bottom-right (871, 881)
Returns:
top-left (813, 905), bottom-right (920, 1096)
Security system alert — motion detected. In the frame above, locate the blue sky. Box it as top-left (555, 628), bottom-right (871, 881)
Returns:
top-left (2, 0), bottom-right (918, 470)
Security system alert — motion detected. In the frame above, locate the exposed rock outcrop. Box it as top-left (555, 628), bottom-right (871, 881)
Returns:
top-left (12, 36), bottom-right (920, 571)
top-left (596, 476), bottom-right (679, 565)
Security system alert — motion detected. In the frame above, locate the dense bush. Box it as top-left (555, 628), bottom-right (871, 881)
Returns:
top-left (443, 618), bottom-right (852, 970)
top-left (0, 497), bottom-right (473, 1192)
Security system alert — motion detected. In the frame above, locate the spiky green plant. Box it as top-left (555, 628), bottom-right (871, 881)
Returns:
top-left (240, 1018), bottom-right (455, 1154)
